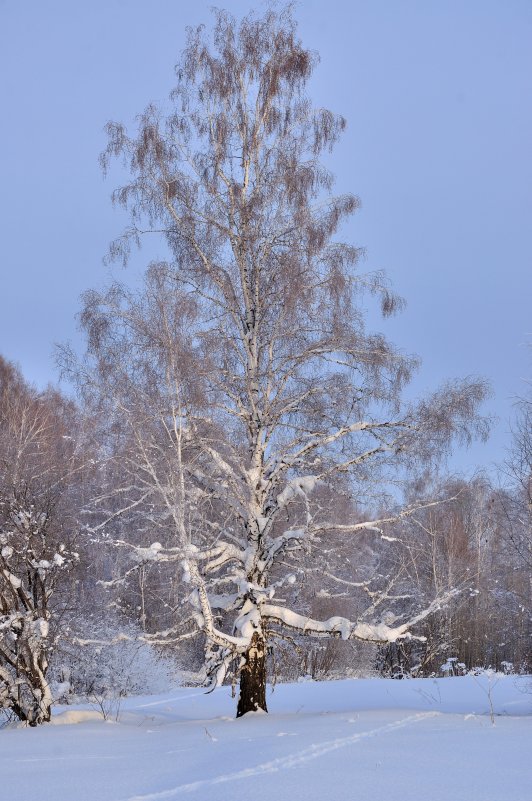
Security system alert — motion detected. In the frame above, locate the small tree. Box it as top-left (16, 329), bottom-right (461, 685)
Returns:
top-left (72, 6), bottom-right (489, 716)
top-left (0, 357), bottom-right (79, 725)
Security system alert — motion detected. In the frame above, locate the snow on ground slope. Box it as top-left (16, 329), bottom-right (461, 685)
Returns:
top-left (1, 676), bottom-right (530, 801)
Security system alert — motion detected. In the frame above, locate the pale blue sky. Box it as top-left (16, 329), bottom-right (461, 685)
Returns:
top-left (1, 0), bottom-right (531, 475)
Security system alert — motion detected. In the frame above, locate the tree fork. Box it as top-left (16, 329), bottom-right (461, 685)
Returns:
top-left (236, 631), bottom-right (268, 717)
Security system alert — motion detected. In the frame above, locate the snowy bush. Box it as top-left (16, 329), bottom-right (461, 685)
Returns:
top-left (50, 618), bottom-right (180, 702)
top-left (440, 657), bottom-right (467, 677)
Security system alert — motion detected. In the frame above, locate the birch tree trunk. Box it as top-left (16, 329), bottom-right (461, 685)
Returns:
top-left (236, 631), bottom-right (268, 717)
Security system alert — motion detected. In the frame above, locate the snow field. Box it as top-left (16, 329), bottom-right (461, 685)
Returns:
top-left (1, 675), bottom-right (530, 801)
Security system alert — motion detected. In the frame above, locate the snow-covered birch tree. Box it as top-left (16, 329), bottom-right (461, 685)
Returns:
top-left (71, 6), bottom-right (489, 716)
top-left (0, 357), bottom-right (80, 725)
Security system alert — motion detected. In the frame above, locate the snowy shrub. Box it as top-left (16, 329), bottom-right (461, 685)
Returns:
top-left (50, 618), bottom-right (180, 702)
top-left (439, 657), bottom-right (466, 677)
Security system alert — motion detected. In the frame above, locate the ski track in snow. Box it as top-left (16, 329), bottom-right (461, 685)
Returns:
top-left (134, 692), bottom-right (207, 709)
top-left (120, 711), bottom-right (439, 801)
top-left (13, 754), bottom-right (121, 763)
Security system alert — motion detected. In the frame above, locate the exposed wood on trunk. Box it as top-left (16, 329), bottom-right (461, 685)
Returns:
top-left (237, 631), bottom-right (268, 717)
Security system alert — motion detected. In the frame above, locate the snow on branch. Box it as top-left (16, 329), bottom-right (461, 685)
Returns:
top-left (310, 497), bottom-right (457, 538)
top-left (196, 541), bottom-right (247, 573)
top-left (264, 527), bottom-right (307, 567)
top-left (184, 557), bottom-right (251, 652)
top-left (261, 588), bottom-right (461, 644)
top-left (280, 419), bottom-right (409, 469)
top-left (276, 476), bottom-right (320, 509)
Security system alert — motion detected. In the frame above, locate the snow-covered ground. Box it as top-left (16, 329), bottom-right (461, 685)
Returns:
top-left (1, 675), bottom-right (530, 801)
